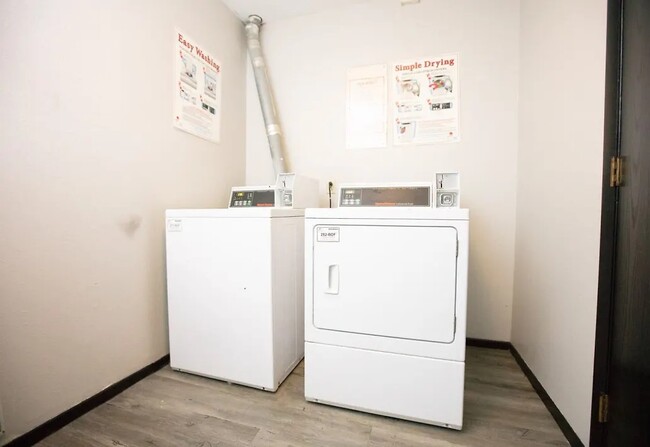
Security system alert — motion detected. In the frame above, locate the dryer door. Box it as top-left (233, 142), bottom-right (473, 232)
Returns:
top-left (312, 224), bottom-right (458, 343)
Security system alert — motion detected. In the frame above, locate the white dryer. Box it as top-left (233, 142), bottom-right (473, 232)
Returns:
top-left (304, 186), bottom-right (469, 429)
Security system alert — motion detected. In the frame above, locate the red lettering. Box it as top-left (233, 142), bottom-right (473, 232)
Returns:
top-left (177, 33), bottom-right (194, 53)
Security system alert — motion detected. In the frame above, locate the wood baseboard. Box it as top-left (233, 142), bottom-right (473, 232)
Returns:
top-left (466, 337), bottom-right (511, 350)
top-left (510, 345), bottom-right (584, 447)
top-left (467, 338), bottom-right (583, 446)
top-left (4, 354), bottom-right (169, 447)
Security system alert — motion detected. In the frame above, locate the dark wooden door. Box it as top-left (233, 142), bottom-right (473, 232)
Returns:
top-left (602, 0), bottom-right (650, 444)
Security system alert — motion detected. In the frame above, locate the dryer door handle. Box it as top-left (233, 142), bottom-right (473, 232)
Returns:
top-left (325, 264), bottom-right (339, 295)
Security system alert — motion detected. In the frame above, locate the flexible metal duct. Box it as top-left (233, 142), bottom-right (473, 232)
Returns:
top-left (245, 15), bottom-right (288, 176)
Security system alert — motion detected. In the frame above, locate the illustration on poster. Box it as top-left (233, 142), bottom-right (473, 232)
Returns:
top-left (201, 100), bottom-right (216, 115)
top-left (179, 82), bottom-right (190, 101)
top-left (428, 101), bottom-right (453, 111)
top-left (397, 78), bottom-right (421, 97)
top-left (428, 74), bottom-right (452, 94)
top-left (397, 102), bottom-right (424, 113)
top-left (180, 50), bottom-right (197, 88)
top-left (204, 71), bottom-right (217, 100)
top-left (178, 82), bottom-right (197, 105)
top-left (396, 120), bottom-right (416, 140)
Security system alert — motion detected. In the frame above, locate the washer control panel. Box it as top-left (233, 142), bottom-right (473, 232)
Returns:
top-left (229, 188), bottom-right (275, 207)
top-left (229, 174), bottom-right (319, 209)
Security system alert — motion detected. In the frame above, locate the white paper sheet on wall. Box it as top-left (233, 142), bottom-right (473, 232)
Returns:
top-left (346, 64), bottom-right (387, 149)
top-left (173, 28), bottom-right (222, 143)
top-left (393, 54), bottom-right (460, 145)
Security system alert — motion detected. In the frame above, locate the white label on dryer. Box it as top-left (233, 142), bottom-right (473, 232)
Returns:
top-left (167, 218), bottom-right (183, 232)
top-left (317, 227), bottom-right (340, 242)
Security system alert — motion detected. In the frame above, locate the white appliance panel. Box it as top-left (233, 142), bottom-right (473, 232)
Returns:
top-left (312, 225), bottom-right (457, 343)
top-left (166, 217), bottom-right (275, 388)
top-left (305, 216), bottom-right (468, 362)
top-left (167, 208), bottom-right (303, 218)
top-left (305, 207), bottom-right (468, 220)
top-left (305, 342), bottom-right (464, 429)
top-left (271, 218), bottom-right (305, 383)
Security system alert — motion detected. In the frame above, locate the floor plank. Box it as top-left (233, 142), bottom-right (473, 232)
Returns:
top-left (37, 347), bottom-right (569, 446)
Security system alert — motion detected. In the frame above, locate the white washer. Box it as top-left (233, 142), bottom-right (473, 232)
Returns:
top-left (165, 208), bottom-right (305, 391)
top-left (304, 207), bottom-right (469, 429)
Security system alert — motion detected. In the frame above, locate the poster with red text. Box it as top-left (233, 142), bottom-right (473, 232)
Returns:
top-left (173, 28), bottom-right (222, 143)
top-left (393, 54), bottom-right (459, 145)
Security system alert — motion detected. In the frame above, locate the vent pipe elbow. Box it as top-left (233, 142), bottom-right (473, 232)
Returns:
top-left (245, 15), bottom-right (288, 176)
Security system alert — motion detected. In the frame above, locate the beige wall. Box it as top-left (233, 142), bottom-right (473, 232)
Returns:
top-left (246, 0), bottom-right (521, 341)
top-left (512, 0), bottom-right (608, 444)
top-left (0, 0), bottom-right (611, 444)
top-left (0, 0), bottom-right (246, 443)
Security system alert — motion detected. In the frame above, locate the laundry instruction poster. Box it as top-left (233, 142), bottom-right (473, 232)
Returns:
top-left (393, 54), bottom-right (460, 145)
top-left (173, 28), bottom-right (222, 143)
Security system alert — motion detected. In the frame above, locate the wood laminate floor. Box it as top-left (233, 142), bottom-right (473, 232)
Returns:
top-left (38, 347), bottom-right (569, 446)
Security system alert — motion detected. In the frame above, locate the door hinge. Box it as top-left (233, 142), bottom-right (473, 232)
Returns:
top-left (598, 393), bottom-right (609, 423)
top-left (610, 156), bottom-right (623, 187)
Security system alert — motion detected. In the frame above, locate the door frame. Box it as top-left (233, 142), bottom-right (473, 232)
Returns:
top-left (590, 0), bottom-right (623, 445)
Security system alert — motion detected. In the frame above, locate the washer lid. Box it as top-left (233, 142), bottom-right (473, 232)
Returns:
top-left (311, 223), bottom-right (458, 343)
top-left (166, 208), bottom-right (305, 218)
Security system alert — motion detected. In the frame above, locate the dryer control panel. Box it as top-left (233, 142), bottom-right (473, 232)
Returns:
top-left (339, 183), bottom-right (432, 207)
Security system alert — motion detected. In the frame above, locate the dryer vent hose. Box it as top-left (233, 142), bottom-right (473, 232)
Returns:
top-left (245, 15), bottom-right (288, 177)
